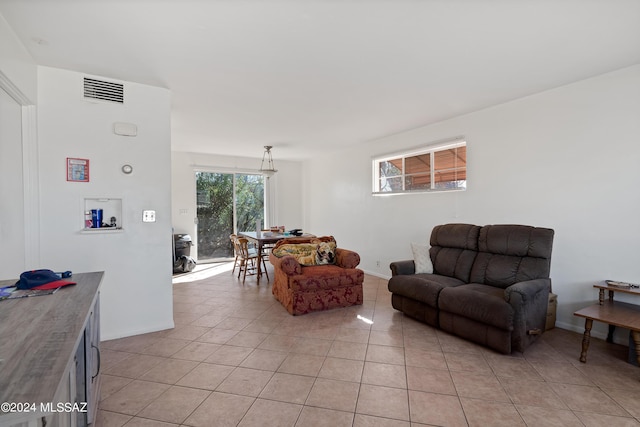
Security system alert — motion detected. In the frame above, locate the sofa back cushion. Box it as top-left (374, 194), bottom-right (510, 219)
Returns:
top-left (470, 224), bottom-right (554, 288)
top-left (429, 223), bottom-right (481, 283)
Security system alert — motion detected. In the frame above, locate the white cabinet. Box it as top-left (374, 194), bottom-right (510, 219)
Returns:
top-left (83, 295), bottom-right (101, 426)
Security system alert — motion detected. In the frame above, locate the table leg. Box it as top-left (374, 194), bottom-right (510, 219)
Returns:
top-left (598, 289), bottom-right (604, 305)
top-left (606, 324), bottom-right (616, 343)
top-left (632, 330), bottom-right (640, 367)
top-left (256, 241), bottom-right (263, 284)
top-left (579, 318), bottom-right (593, 363)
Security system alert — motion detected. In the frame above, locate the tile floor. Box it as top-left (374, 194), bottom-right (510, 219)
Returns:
top-left (97, 263), bottom-right (640, 427)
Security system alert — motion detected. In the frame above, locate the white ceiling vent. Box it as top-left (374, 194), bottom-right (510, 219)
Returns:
top-left (83, 77), bottom-right (124, 103)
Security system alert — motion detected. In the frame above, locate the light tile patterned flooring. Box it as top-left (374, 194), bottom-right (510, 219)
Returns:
top-left (97, 263), bottom-right (640, 426)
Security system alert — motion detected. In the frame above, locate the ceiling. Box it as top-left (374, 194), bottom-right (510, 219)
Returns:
top-left (1, 1), bottom-right (639, 161)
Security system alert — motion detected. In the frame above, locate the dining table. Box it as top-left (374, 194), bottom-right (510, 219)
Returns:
top-left (238, 231), bottom-right (309, 283)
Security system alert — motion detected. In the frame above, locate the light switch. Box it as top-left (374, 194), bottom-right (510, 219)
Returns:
top-left (142, 210), bottom-right (156, 222)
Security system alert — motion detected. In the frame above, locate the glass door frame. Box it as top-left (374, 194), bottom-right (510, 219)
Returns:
top-left (193, 167), bottom-right (272, 262)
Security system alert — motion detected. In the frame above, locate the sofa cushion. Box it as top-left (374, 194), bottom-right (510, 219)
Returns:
top-left (477, 225), bottom-right (554, 259)
top-left (439, 283), bottom-right (514, 331)
top-left (388, 274), bottom-right (465, 308)
top-left (430, 223), bottom-right (481, 250)
top-left (470, 225), bottom-right (554, 288)
top-left (430, 224), bottom-right (481, 283)
top-left (411, 243), bottom-right (433, 274)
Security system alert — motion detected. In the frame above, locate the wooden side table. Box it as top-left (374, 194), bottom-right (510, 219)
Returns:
top-left (573, 282), bottom-right (640, 365)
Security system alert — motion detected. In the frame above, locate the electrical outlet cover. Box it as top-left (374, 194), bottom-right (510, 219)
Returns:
top-left (142, 210), bottom-right (156, 222)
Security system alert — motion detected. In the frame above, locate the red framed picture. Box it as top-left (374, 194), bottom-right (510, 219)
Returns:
top-left (67, 158), bottom-right (90, 182)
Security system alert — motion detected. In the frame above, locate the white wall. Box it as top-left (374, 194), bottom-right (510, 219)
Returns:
top-left (0, 13), bottom-right (36, 102)
top-left (171, 151), bottom-right (303, 259)
top-left (37, 66), bottom-right (174, 340)
top-left (303, 65), bottom-right (640, 343)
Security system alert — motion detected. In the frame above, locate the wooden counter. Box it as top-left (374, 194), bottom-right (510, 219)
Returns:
top-left (0, 271), bottom-right (103, 427)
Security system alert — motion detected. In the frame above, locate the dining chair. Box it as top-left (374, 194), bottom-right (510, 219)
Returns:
top-left (229, 234), bottom-right (241, 274)
top-left (236, 237), bottom-right (269, 284)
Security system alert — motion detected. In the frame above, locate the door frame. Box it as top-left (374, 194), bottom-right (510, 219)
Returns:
top-left (193, 167), bottom-right (272, 262)
top-left (0, 70), bottom-right (39, 270)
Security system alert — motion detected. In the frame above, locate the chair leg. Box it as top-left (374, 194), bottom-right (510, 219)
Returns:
top-left (242, 260), bottom-right (248, 284)
top-left (261, 257), bottom-right (269, 282)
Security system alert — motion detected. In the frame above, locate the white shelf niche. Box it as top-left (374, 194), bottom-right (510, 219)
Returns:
top-left (83, 198), bottom-right (123, 232)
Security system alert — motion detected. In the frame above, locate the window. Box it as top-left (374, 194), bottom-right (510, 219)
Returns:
top-left (373, 140), bottom-right (466, 194)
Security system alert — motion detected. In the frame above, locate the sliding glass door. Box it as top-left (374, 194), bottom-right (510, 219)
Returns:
top-left (195, 171), bottom-right (265, 261)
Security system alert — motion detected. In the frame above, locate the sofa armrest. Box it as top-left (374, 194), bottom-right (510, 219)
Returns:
top-left (390, 260), bottom-right (416, 276)
top-left (504, 279), bottom-right (550, 304)
top-left (269, 253), bottom-right (302, 276)
top-left (335, 248), bottom-right (360, 269)
top-left (504, 278), bottom-right (551, 351)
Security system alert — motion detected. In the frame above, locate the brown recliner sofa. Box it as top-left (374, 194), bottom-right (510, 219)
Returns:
top-left (388, 223), bottom-right (554, 354)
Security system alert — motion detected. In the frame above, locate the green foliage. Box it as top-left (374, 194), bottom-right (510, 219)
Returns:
top-left (195, 172), bottom-right (264, 259)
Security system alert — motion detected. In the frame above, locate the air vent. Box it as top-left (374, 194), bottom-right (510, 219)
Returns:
top-left (83, 78), bottom-right (124, 103)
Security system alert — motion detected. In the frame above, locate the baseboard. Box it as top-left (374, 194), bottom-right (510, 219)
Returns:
top-left (101, 320), bottom-right (175, 342)
top-left (362, 269), bottom-right (391, 280)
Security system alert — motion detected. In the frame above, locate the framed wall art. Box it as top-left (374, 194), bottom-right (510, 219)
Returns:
top-left (67, 157), bottom-right (90, 182)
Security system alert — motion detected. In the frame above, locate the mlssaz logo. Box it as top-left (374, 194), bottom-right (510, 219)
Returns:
top-left (41, 402), bottom-right (88, 413)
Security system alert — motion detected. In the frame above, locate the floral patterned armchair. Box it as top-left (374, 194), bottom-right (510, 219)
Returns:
top-left (269, 236), bottom-right (364, 315)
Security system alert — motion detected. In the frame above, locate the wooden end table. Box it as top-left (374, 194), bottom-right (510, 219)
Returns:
top-left (573, 282), bottom-right (640, 365)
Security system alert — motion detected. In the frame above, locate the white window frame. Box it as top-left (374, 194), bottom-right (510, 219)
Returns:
top-left (372, 139), bottom-right (466, 195)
